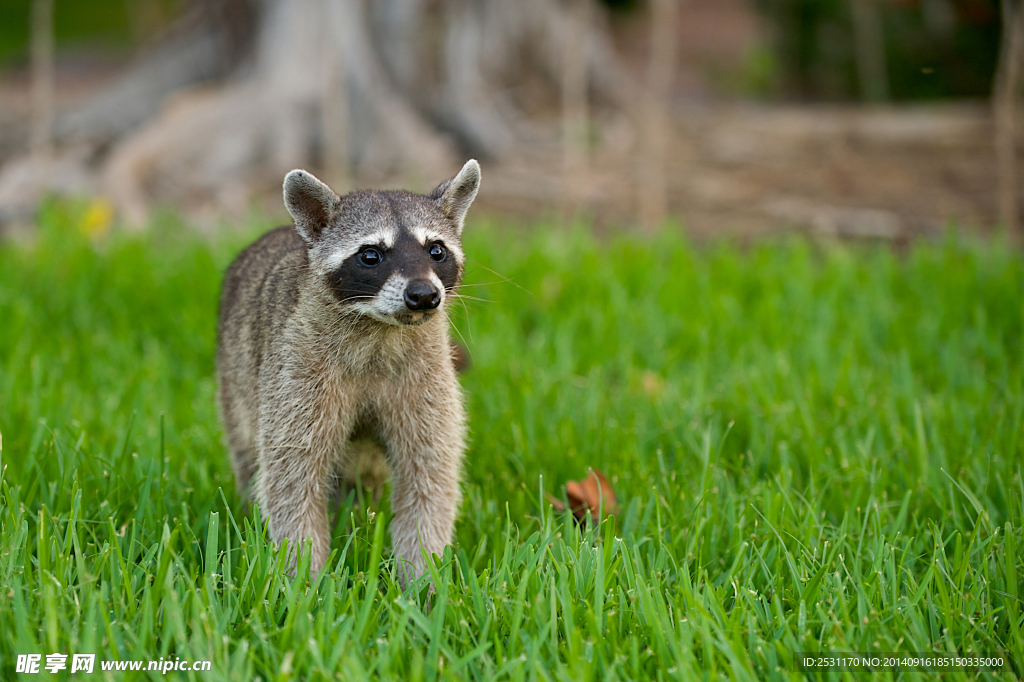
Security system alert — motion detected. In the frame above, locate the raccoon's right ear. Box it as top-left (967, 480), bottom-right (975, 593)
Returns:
top-left (283, 170), bottom-right (342, 246)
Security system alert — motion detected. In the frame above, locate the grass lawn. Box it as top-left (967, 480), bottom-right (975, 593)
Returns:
top-left (1, 202), bottom-right (1022, 680)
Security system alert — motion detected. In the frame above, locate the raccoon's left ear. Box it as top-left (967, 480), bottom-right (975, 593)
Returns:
top-left (283, 169), bottom-right (342, 246)
top-left (431, 159), bottom-right (481, 234)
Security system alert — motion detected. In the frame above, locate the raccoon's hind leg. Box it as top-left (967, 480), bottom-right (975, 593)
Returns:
top-left (230, 446), bottom-right (257, 500)
top-left (219, 385), bottom-right (258, 499)
top-left (328, 439), bottom-right (390, 532)
top-left (340, 438), bottom-right (390, 507)
top-left (329, 436), bottom-right (389, 516)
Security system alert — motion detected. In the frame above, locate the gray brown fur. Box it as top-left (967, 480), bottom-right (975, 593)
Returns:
top-left (217, 160), bottom-right (480, 580)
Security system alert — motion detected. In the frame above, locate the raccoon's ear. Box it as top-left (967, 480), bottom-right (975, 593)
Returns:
top-left (431, 159), bottom-right (480, 233)
top-left (283, 169), bottom-right (342, 246)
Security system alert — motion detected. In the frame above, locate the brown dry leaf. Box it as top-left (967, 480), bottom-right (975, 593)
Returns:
top-left (546, 469), bottom-right (617, 523)
top-left (641, 370), bottom-right (664, 397)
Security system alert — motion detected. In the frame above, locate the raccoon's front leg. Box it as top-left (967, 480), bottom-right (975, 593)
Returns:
top-left (255, 379), bottom-right (353, 575)
top-left (378, 372), bottom-right (466, 584)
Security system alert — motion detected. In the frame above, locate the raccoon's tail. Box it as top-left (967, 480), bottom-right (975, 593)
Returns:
top-left (452, 341), bottom-right (471, 373)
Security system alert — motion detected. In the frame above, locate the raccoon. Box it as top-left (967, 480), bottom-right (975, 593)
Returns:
top-left (216, 160), bottom-right (480, 580)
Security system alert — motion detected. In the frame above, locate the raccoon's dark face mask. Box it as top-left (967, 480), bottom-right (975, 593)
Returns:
top-left (282, 160), bottom-right (480, 326)
top-left (324, 223), bottom-right (461, 326)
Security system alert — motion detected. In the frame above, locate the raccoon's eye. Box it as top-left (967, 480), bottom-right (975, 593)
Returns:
top-left (359, 247), bottom-right (383, 267)
top-left (428, 243), bottom-right (446, 262)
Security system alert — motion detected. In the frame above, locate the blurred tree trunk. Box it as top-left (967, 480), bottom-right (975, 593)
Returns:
top-left (0, 0), bottom-right (635, 226)
top-left (321, 0), bottom-right (352, 191)
top-left (561, 0), bottom-right (593, 217)
top-left (995, 0), bottom-right (1024, 236)
top-left (850, 0), bottom-right (889, 102)
top-left (30, 0), bottom-right (54, 160)
top-left (638, 0), bottom-right (678, 230)
top-left (57, 0), bottom-right (255, 146)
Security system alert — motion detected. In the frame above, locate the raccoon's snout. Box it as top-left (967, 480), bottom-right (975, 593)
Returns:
top-left (404, 279), bottom-right (441, 311)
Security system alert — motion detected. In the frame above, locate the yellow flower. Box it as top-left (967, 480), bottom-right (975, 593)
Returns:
top-left (80, 197), bottom-right (114, 240)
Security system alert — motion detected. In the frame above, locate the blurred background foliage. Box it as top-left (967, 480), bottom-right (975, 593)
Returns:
top-left (755, 0), bottom-right (1001, 100)
top-left (0, 0), bottom-right (136, 61)
top-left (0, 0), bottom-right (1004, 102)
top-left (0, 0), bottom-right (1017, 237)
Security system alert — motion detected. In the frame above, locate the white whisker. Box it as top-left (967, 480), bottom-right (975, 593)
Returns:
top-left (464, 257), bottom-right (530, 294)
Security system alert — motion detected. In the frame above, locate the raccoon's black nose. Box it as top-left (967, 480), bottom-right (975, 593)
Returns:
top-left (404, 279), bottom-right (441, 311)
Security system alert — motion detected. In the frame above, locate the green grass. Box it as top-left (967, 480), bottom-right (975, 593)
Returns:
top-left (1, 201), bottom-right (1022, 680)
